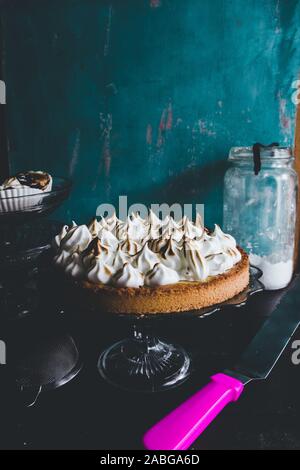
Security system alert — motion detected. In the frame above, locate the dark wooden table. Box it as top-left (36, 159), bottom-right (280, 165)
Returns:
top-left (0, 264), bottom-right (299, 450)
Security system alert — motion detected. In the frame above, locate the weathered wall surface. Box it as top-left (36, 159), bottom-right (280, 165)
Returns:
top-left (1, 0), bottom-right (299, 225)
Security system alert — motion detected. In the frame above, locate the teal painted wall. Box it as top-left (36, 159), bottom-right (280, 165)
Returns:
top-left (1, 0), bottom-right (300, 226)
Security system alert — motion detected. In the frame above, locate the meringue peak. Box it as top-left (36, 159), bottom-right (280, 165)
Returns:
top-left (83, 237), bottom-right (111, 258)
top-left (113, 262), bottom-right (144, 288)
top-left (133, 242), bottom-right (160, 272)
top-left (120, 236), bottom-right (140, 255)
top-left (88, 217), bottom-right (101, 238)
top-left (145, 262), bottom-right (180, 286)
top-left (60, 224), bottom-right (92, 253)
top-left (148, 209), bottom-right (162, 228)
top-left (98, 227), bottom-right (119, 250)
top-left (87, 259), bottom-right (114, 284)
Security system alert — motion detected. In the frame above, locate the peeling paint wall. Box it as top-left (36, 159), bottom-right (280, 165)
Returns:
top-left (1, 0), bottom-right (300, 226)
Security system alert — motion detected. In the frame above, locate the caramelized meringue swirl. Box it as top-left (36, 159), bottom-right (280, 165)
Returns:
top-left (53, 211), bottom-right (241, 287)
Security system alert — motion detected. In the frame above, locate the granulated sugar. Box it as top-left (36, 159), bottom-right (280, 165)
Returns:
top-left (250, 254), bottom-right (293, 290)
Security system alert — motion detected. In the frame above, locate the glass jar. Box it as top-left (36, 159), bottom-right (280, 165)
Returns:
top-left (223, 146), bottom-right (297, 290)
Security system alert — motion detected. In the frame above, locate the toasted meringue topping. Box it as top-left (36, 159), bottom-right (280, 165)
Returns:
top-left (106, 212), bottom-right (120, 231)
top-left (98, 216), bottom-right (109, 230)
top-left (53, 211), bottom-right (241, 287)
top-left (120, 237), bottom-right (140, 255)
top-left (182, 216), bottom-right (204, 239)
top-left (149, 236), bottom-right (168, 253)
top-left (64, 252), bottom-right (85, 279)
top-left (162, 215), bottom-right (180, 230)
top-left (113, 262), bottom-right (144, 288)
top-left (81, 238), bottom-right (112, 267)
top-left (160, 237), bottom-right (184, 271)
top-left (133, 243), bottom-right (160, 272)
top-left (197, 232), bottom-right (222, 256)
top-left (1, 171), bottom-right (52, 191)
top-left (88, 218), bottom-right (101, 238)
top-left (147, 224), bottom-right (161, 240)
top-left (54, 249), bottom-right (71, 268)
top-left (111, 246), bottom-right (130, 271)
top-left (60, 225), bottom-right (92, 253)
top-left (1, 176), bottom-right (22, 189)
top-left (211, 224), bottom-right (237, 249)
top-left (87, 259), bottom-right (114, 284)
top-left (131, 212), bottom-right (147, 225)
top-left (85, 238), bottom-right (110, 257)
top-left (225, 246), bottom-right (242, 264)
top-left (98, 228), bottom-right (119, 251)
top-left (147, 209), bottom-right (162, 229)
top-left (127, 216), bottom-right (148, 242)
top-left (53, 225), bottom-right (69, 251)
top-left (161, 217), bottom-right (183, 242)
top-left (183, 239), bottom-right (208, 280)
top-left (145, 262), bottom-right (180, 286)
top-left (206, 252), bottom-right (234, 276)
top-left (195, 212), bottom-right (204, 229)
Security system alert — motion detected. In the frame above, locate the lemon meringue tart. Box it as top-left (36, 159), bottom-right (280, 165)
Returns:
top-left (53, 211), bottom-right (249, 314)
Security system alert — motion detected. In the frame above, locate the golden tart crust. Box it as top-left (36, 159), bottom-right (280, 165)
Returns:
top-left (68, 248), bottom-right (249, 315)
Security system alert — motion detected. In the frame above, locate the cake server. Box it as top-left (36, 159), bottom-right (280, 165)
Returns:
top-left (143, 276), bottom-right (300, 450)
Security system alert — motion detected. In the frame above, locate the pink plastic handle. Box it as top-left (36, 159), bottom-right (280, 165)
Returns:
top-left (143, 373), bottom-right (244, 450)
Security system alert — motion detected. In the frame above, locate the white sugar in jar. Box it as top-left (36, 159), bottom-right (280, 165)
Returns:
top-left (223, 146), bottom-right (297, 290)
top-left (249, 254), bottom-right (293, 290)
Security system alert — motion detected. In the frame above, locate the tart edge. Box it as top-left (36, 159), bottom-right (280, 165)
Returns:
top-left (65, 248), bottom-right (249, 314)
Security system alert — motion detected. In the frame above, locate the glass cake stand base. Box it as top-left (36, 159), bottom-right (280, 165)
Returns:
top-left (98, 324), bottom-right (191, 392)
top-left (97, 267), bottom-right (263, 392)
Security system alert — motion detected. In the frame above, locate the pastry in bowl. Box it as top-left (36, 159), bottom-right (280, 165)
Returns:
top-left (0, 171), bottom-right (52, 212)
top-left (53, 211), bottom-right (249, 314)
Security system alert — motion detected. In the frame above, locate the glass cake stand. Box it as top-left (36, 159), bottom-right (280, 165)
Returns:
top-left (98, 266), bottom-right (264, 392)
top-left (0, 176), bottom-right (72, 222)
top-left (0, 176), bottom-right (71, 265)
top-left (0, 177), bottom-right (71, 320)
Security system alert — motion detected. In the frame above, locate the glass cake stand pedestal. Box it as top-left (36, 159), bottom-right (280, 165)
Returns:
top-left (98, 320), bottom-right (191, 392)
top-left (98, 266), bottom-right (263, 392)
